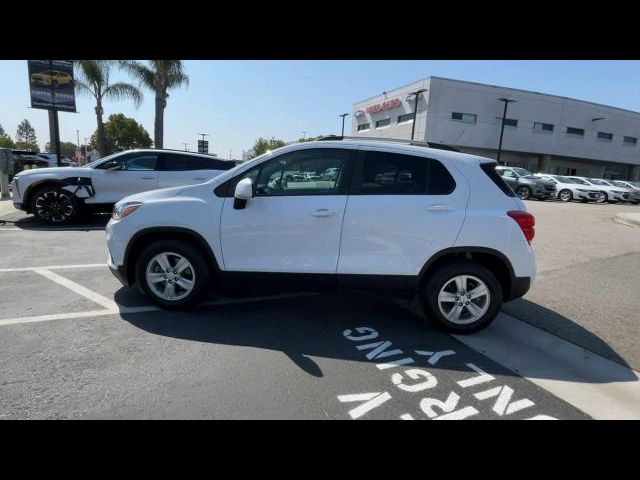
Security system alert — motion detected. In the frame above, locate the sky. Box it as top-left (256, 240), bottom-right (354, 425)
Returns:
top-left (1, 60), bottom-right (639, 158)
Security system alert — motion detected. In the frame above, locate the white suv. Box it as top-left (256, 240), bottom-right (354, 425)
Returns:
top-left (106, 138), bottom-right (536, 332)
top-left (10, 149), bottom-right (236, 224)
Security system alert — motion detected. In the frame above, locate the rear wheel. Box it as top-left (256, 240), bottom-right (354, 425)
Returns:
top-left (136, 240), bottom-right (210, 309)
top-left (420, 263), bottom-right (503, 333)
top-left (515, 186), bottom-right (531, 200)
top-left (558, 189), bottom-right (573, 202)
top-left (30, 186), bottom-right (79, 225)
top-left (595, 192), bottom-right (607, 203)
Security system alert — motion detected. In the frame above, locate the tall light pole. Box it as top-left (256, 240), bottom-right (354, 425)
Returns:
top-left (182, 143), bottom-right (189, 151)
top-left (497, 98), bottom-right (517, 164)
top-left (339, 113), bottom-right (350, 136)
top-left (198, 133), bottom-right (209, 153)
top-left (302, 131), bottom-right (307, 141)
top-left (406, 88), bottom-right (427, 141)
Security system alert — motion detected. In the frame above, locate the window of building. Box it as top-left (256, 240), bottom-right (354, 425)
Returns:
top-left (495, 117), bottom-right (518, 127)
top-left (566, 127), bottom-right (584, 136)
top-left (597, 132), bottom-right (613, 141)
top-left (375, 118), bottom-right (391, 129)
top-left (451, 112), bottom-right (477, 124)
top-left (397, 113), bottom-right (414, 124)
top-left (357, 123), bottom-right (370, 132)
top-left (623, 136), bottom-right (638, 145)
top-left (533, 122), bottom-right (554, 133)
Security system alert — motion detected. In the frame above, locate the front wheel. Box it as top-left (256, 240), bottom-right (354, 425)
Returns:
top-left (558, 189), bottom-right (573, 202)
top-left (595, 192), bottom-right (607, 203)
top-left (136, 240), bottom-right (210, 309)
top-left (420, 263), bottom-right (503, 333)
top-left (30, 186), bottom-right (79, 225)
top-left (515, 186), bottom-right (531, 200)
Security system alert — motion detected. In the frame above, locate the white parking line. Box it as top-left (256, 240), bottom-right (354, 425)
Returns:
top-left (0, 263), bottom-right (106, 273)
top-left (33, 268), bottom-right (118, 311)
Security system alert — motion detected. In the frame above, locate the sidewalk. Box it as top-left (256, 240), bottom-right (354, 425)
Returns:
top-left (615, 212), bottom-right (640, 228)
top-left (0, 194), bottom-right (16, 218)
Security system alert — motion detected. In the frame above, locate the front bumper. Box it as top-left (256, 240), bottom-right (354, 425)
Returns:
top-left (108, 253), bottom-right (130, 287)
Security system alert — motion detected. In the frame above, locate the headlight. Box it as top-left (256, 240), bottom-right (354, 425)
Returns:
top-left (112, 201), bottom-right (142, 220)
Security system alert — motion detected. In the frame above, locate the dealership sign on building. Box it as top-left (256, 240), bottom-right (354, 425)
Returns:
top-left (366, 98), bottom-right (401, 114)
top-left (27, 60), bottom-right (76, 112)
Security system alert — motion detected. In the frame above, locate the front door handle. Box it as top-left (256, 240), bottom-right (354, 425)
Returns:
top-left (193, 177), bottom-right (207, 181)
top-left (141, 176), bottom-right (155, 180)
top-left (427, 204), bottom-right (451, 211)
top-left (311, 209), bottom-right (336, 217)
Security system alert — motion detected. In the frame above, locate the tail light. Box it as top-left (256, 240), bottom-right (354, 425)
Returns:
top-left (507, 211), bottom-right (535, 244)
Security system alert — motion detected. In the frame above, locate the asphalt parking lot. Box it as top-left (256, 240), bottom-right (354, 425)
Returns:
top-left (1, 197), bottom-right (639, 419)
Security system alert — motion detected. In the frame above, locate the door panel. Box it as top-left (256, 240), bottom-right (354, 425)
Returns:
top-left (220, 195), bottom-right (347, 273)
top-left (219, 147), bottom-right (353, 274)
top-left (157, 169), bottom-right (221, 189)
top-left (89, 153), bottom-right (158, 204)
top-left (338, 150), bottom-right (469, 276)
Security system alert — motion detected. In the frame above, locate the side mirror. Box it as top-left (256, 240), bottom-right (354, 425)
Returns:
top-left (105, 160), bottom-right (122, 171)
top-left (233, 178), bottom-right (253, 209)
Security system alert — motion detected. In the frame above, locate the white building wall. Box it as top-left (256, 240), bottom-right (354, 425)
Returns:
top-left (352, 76), bottom-right (640, 177)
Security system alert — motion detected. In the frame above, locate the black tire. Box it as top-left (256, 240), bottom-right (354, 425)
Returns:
top-left (515, 186), bottom-right (531, 200)
top-left (420, 262), bottom-right (503, 333)
top-left (558, 189), bottom-right (573, 202)
top-left (135, 239), bottom-right (210, 309)
top-left (30, 186), bottom-right (79, 225)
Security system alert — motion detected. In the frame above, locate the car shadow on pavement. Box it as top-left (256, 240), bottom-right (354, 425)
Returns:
top-left (502, 298), bottom-right (634, 370)
top-left (119, 290), bottom-right (637, 383)
top-left (6, 213), bottom-right (110, 231)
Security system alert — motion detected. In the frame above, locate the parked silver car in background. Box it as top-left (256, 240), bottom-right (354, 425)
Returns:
top-left (588, 178), bottom-right (632, 203)
top-left (610, 180), bottom-right (640, 204)
top-left (535, 174), bottom-right (601, 203)
top-left (565, 177), bottom-right (624, 204)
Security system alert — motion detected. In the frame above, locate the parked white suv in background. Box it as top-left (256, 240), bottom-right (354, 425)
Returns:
top-left (106, 137), bottom-right (536, 333)
top-left (10, 149), bottom-right (236, 224)
top-left (535, 174), bottom-right (602, 203)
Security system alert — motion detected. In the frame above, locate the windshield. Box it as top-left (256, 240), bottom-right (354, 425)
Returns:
top-left (513, 167), bottom-right (533, 176)
top-left (552, 175), bottom-right (574, 183)
top-left (589, 179), bottom-right (611, 186)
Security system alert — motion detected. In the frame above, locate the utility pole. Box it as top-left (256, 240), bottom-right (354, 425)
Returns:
top-left (497, 98), bottom-right (517, 164)
top-left (339, 113), bottom-right (349, 136)
top-left (182, 143), bottom-right (189, 151)
top-left (406, 88), bottom-right (427, 141)
top-left (302, 131), bottom-right (307, 141)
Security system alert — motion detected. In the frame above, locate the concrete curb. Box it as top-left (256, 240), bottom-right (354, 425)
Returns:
top-left (614, 212), bottom-right (640, 228)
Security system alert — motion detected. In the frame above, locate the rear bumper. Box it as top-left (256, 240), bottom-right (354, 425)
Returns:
top-left (506, 276), bottom-right (531, 302)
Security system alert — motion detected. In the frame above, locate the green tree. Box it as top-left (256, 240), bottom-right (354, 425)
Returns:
top-left (120, 60), bottom-right (189, 149)
top-left (14, 141), bottom-right (39, 152)
top-left (74, 60), bottom-right (143, 157)
top-left (16, 119), bottom-right (37, 145)
top-left (89, 113), bottom-right (152, 155)
top-left (44, 141), bottom-right (78, 158)
top-left (0, 136), bottom-right (14, 148)
top-left (252, 137), bottom-right (286, 157)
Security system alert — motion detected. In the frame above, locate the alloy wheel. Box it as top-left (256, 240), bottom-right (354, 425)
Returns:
top-left (34, 190), bottom-right (75, 223)
top-left (437, 275), bottom-right (490, 325)
top-left (145, 252), bottom-right (196, 301)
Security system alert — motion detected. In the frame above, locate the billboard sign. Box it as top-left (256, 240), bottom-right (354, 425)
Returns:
top-left (198, 140), bottom-right (209, 153)
top-left (27, 60), bottom-right (76, 112)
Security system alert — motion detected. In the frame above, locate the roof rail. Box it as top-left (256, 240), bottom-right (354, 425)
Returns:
top-left (315, 135), bottom-right (460, 152)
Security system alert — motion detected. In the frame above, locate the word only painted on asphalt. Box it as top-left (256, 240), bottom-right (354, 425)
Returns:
top-left (337, 326), bottom-right (557, 420)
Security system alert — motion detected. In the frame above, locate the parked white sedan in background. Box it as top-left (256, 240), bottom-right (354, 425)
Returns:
top-left (610, 180), bottom-right (640, 204)
top-left (535, 174), bottom-right (602, 203)
top-left (565, 177), bottom-right (627, 204)
top-left (10, 149), bottom-right (237, 224)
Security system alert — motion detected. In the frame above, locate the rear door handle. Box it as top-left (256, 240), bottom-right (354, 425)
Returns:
top-left (311, 209), bottom-right (336, 217)
top-left (427, 204), bottom-right (451, 211)
top-left (193, 177), bottom-right (207, 181)
top-left (141, 176), bottom-right (155, 180)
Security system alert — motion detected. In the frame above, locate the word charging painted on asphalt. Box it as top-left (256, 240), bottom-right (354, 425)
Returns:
top-left (337, 327), bottom-right (557, 420)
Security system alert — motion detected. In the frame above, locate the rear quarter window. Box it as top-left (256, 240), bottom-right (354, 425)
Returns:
top-left (481, 163), bottom-right (516, 197)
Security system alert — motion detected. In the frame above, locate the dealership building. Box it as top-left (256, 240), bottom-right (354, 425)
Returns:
top-left (352, 76), bottom-right (640, 181)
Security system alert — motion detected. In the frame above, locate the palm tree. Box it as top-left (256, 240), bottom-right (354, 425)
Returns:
top-left (74, 60), bottom-right (143, 156)
top-left (120, 61), bottom-right (189, 149)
